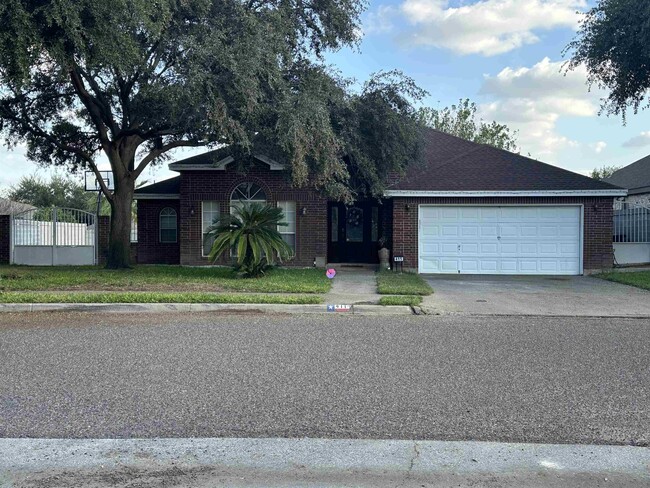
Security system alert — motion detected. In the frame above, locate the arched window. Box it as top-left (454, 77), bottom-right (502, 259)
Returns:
top-left (159, 207), bottom-right (177, 243)
top-left (230, 182), bottom-right (267, 213)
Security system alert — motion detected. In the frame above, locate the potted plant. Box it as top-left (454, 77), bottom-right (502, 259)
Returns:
top-left (377, 237), bottom-right (390, 271)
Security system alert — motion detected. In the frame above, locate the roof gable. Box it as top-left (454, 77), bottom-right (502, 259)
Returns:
top-left (605, 155), bottom-right (650, 193)
top-left (168, 148), bottom-right (284, 172)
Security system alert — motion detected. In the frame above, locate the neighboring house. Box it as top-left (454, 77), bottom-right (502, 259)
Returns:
top-left (605, 155), bottom-right (650, 206)
top-left (0, 198), bottom-right (36, 215)
top-left (134, 129), bottom-right (625, 275)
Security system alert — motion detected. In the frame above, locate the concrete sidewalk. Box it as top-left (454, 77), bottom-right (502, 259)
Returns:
top-left (1, 437), bottom-right (648, 487)
top-left (324, 266), bottom-right (381, 304)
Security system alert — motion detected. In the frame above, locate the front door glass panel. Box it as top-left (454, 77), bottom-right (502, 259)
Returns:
top-left (346, 207), bottom-right (364, 243)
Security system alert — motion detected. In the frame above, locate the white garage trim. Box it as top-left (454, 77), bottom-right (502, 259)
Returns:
top-left (418, 204), bottom-right (584, 276)
top-left (386, 190), bottom-right (626, 197)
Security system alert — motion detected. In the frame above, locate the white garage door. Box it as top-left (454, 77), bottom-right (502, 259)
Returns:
top-left (418, 206), bottom-right (582, 275)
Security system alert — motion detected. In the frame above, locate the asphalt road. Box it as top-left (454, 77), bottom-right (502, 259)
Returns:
top-left (1, 312), bottom-right (649, 445)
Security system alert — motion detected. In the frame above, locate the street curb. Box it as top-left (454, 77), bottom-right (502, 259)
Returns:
top-left (1, 438), bottom-right (648, 486)
top-left (0, 302), bottom-right (414, 315)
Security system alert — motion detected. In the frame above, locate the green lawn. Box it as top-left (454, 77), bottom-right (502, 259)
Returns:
top-left (378, 295), bottom-right (423, 306)
top-left (376, 271), bottom-right (433, 296)
top-left (598, 271), bottom-right (650, 291)
top-left (0, 291), bottom-right (322, 304)
top-left (0, 265), bottom-right (330, 294)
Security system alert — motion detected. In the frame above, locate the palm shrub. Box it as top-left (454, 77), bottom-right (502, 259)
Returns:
top-left (205, 203), bottom-right (294, 277)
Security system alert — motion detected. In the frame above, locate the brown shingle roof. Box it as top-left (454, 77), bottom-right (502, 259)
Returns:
top-left (605, 155), bottom-right (650, 194)
top-left (390, 128), bottom-right (622, 192)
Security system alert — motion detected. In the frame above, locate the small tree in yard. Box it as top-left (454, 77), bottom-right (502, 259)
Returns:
top-left (205, 203), bottom-right (293, 278)
top-left (0, 1), bottom-right (425, 269)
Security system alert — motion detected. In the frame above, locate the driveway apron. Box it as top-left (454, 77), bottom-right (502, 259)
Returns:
top-left (422, 275), bottom-right (650, 317)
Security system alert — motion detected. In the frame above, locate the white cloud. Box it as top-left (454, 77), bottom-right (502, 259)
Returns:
top-left (478, 57), bottom-right (600, 160)
top-left (363, 5), bottom-right (397, 35)
top-left (398, 0), bottom-right (586, 56)
top-left (622, 131), bottom-right (650, 148)
top-left (590, 141), bottom-right (607, 154)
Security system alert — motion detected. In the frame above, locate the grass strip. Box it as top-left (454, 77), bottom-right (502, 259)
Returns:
top-left (379, 295), bottom-right (423, 306)
top-left (597, 271), bottom-right (650, 291)
top-left (376, 271), bottom-right (433, 296)
top-left (0, 291), bottom-right (322, 305)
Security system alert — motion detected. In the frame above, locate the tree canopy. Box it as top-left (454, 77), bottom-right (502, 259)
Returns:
top-left (566, 0), bottom-right (650, 118)
top-left (590, 165), bottom-right (620, 181)
top-left (0, 0), bottom-right (425, 267)
top-left (4, 174), bottom-right (94, 211)
top-left (3, 173), bottom-right (113, 214)
top-left (418, 99), bottom-right (519, 152)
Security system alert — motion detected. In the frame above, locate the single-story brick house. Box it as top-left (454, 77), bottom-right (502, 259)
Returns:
top-left (134, 129), bottom-right (626, 275)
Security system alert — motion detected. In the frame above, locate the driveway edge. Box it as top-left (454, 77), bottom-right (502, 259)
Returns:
top-left (0, 302), bottom-right (413, 315)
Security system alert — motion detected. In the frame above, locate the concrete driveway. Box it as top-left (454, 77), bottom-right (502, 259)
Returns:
top-left (423, 275), bottom-right (650, 317)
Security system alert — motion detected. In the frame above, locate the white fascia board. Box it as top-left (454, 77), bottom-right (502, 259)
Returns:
top-left (133, 194), bottom-right (180, 200)
top-left (383, 189), bottom-right (628, 198)
top-left (169, 154), bottom-right (284, 172)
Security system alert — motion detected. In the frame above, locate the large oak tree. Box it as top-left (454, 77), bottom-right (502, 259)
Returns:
top-left (566, 0), bottom-right (650, 118)
top-left (0, 0), bottom-right (425, 268)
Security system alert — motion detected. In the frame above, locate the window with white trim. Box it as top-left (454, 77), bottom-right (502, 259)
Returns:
top-left (202, 201), bottom-right (220, 257)
top-left (277, 201), bottom-right (296, 252)
top-left (159, 208), bottom-right (177, 243)
top-left (230, 182), bottom-right (267, 214)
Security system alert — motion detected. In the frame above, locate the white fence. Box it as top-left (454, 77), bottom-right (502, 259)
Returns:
top-left (613, 202), bottom-right (650, 266)
top-left (12, 207), bottom-right (97, 266)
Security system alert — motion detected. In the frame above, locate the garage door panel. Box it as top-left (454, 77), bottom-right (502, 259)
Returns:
top-left (461, 226), bottom-right (479, 236)
top-left (460, 260), bottom-right (479, 272)
top-left (441, 259), bottom-right (458, 272)
top-left (480, 242), bottom-right (499, 254)
top-left (480, 226), bottom-right (498, 237)
top-left (480, 260), bottom-right (498, 272)
top-left (419, 206), bottom-right (581, 275)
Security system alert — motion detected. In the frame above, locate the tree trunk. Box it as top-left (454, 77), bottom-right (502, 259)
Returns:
top-left (105, 178), bottom-right (134, 269)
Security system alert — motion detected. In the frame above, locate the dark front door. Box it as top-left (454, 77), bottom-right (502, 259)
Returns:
top-left (328, 202), bottom-right (381, 263)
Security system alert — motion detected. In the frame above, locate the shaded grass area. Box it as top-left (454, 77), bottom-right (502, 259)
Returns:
top-left (0, 291), bottom-right (322, 304)
top-left (0, 265), bottom-right (330, 294)
top-left (379, 295), bottom-right (423, 306)
top-left (376, 271), bottom-right (433, 296)
top-left (598, 271), bottom-right (650, 291)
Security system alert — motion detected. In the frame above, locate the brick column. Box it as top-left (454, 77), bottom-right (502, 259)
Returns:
top-left (0, 215), bottom-right (10, 264)
top-left (98, 216), bottom-right (110, 266)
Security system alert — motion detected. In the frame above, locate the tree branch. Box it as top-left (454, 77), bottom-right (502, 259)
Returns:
top-left (133, 140), bottom-right (204, 179)
top-left (76, 66), bottom-right (119, 137)
top-left (69, 66), bottom-right (111, 149)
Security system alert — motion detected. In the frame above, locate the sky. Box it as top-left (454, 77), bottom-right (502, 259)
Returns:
top-left (2, 0), bottom-right (650, 191)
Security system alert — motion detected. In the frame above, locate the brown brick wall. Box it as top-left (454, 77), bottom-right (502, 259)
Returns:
top-left (177, 164), bottom-right (327, 267)
top-left (136, 200), bottom-right (180, 264)
top-left (0, 215), bottom-right (10, 264)
top-left (97, 216), bottom-right (140, 266)
top-left (392, 197), bottom-right (614, 273)
top-left (97, 216), bottom-right (110, 266)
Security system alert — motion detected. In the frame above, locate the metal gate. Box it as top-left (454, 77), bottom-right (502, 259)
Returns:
top-left (12, 207), bottom-right (97, 266)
